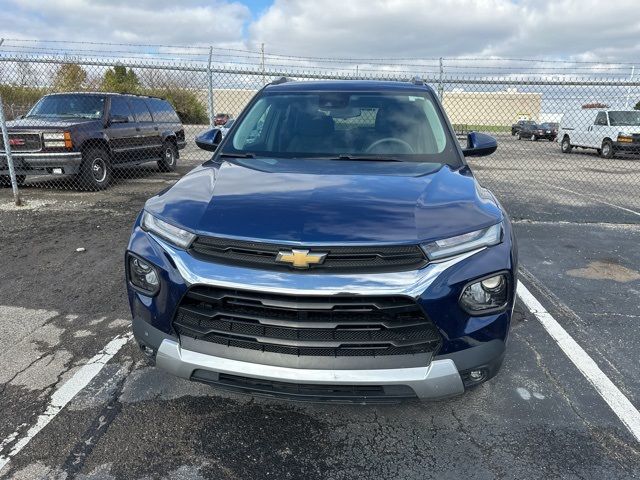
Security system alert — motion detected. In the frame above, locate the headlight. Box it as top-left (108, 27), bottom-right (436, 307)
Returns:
top-left (617, 132), bottom-right (633, 143)
top-left (43, 131), bottom-right (72, 148)
top-left (141, 211), bottom-right (195, 249)
top-left (43, 132), bottom-right (65, 140)
top-left (421, 223), bottom-right (502, 261)
top-left (459, 273), bottom-right (509, 314)
top-left (127, 254), bottom-right (160, 295)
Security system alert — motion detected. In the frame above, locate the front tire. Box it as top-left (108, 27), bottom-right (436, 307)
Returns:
top-left (561, 136), bottom-right (572, 154)
top-left (516, 132), bottom-right (522, 140)
top-left (601, 139), bottom-right (615, 159)
top-left (158, 141), bottom-right (178, 173)
top-left (80, 148), bottom-right (112, 190)
top-left (530, 134), bottom-right (537, 141)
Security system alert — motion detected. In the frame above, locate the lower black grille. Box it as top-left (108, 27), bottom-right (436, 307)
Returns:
top-left (173, 286), bottom-right (441, 358)
top-left (189, 236), bottom-right (427, 273)
top-left (0, 133), bottom-right (42, 152)
top-left (191, 371), bottom-right (416, 403)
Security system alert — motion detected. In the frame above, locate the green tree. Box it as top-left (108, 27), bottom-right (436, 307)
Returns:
top-left (53, 63), bottom-right (88, 92)
top-left (101, 65), bottom-right (140, 93)
top-left (147, 87), bottom-right (208, 124)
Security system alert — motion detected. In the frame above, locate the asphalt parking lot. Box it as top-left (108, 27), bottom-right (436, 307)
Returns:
top-left (0, 135), bottom-right (639, 479)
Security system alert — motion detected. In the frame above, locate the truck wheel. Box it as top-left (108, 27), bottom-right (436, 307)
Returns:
top-left (530, 134), bottom-right (537, 141)
top-left (80, 148), bottom-right (112, 190)
top-left (516, 132), bottom-right (521, 140)
top-left (600, 139), bottom-right (615, 159)
top-left (560, 136), bottom-right (572, 153)
top-left (158, 141), bottom-right (178, 173)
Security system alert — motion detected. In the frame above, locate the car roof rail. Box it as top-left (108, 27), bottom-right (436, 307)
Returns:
top-left (411, 76), bottom-right (425, 86)
top-left (269, 76), bottom-right (292, 86)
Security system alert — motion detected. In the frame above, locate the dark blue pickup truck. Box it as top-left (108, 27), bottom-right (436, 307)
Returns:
top-left (126, 78), bottom-right (517, 403)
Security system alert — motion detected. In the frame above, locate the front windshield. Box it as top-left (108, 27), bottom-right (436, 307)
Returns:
top-left (608, 111), bottom-right (640, 127)
top-left (223, 91), bottom-right (458, 164)
top-left (27, 94), bottom-right (106, 119)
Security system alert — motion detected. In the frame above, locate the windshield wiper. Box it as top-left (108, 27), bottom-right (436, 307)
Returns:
top-left (331, 154), bottom-right (403, 162)
top-left (219, 152), bottom-right (256, 158)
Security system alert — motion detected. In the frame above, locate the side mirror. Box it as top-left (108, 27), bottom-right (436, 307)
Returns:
top-left (462, 132), bottom-right (497, 157)
top-left (109, 115), bottom-right (129, 124)
top-left (195, 128), bottom-right (223, 152)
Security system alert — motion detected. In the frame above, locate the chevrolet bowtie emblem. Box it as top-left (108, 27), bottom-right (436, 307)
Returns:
top-left (276, 249), bottom-right (328, 269)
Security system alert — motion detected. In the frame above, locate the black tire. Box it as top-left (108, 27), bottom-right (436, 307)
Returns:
top-left (561, 136), bottom-right (572, 154)
top-left (516, 132), bottom-right (522, 140)
top-left (530, 134), bottom-right (537, 141)
top-left (600, 139), bottom-right (615, 159)
top-left (79, 148), bottom-right (112, 190)
top-left (158, 141), bottom-right (178, 173)
top-left (548, 137), bottom-right (555, 142)
top-left (0, 175), bottom-right (25, 187)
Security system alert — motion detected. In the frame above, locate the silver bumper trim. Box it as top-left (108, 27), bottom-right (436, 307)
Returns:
top-left (156, 339), bottom-right (465, 400)
top-left (0, 151), bottom-right (81, 158)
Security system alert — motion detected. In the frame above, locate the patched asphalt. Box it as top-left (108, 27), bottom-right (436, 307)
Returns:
top-left (1, 137), bottom-right (639, 479)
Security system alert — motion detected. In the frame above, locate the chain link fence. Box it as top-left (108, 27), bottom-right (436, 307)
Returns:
top-left (0, 42), bottom-right (639, 222)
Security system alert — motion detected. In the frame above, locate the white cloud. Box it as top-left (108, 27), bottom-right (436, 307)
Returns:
top-left (1, 0), bottom-right (251, 46)
top-left (248, 0), bottom-right (640, 63)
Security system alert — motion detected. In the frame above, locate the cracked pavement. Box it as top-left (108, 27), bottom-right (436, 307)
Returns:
top-left (1, 144), bottom-right (639, 478)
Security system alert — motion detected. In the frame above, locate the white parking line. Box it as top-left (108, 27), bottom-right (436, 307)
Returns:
top-left (540, 182), bottom-right (640, 217)
top-left (0, 333), bottom-right (132, 472)
top-left (517, 282), bottom-right (640, 442)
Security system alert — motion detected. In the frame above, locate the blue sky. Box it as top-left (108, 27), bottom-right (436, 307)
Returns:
top-left (242, 0), bottom-right (273, 18)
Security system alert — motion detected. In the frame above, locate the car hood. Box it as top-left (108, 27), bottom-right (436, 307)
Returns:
top-left (6, 118), bottom-right (99, 129)
top-left (144, 158), bottom-right (503, 244)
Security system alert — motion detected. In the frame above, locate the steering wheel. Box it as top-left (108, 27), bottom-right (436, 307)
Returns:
top-left (365, 137), bottom-right (414, 154)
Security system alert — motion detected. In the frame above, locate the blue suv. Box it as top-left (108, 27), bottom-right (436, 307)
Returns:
top-left (126, 79), bottom-right (517, 403)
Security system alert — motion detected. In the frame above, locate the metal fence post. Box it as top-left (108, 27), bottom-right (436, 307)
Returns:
top-left (438, 57), bottom-right (444, 101)
top-left (0, 96), bottom-right (22, 206)
top-left (207, 46), bottom-right (214, 129)
top-left (261, 43), bottom-right (265, 82)
top-left (625, 66), bottom-right (635, 108)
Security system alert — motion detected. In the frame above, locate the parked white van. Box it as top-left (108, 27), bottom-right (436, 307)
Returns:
top-left (558, 109), bottom-right (640, 158)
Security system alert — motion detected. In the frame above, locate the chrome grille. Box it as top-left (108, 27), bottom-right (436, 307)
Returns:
top-left (0, 132), bottom-right (42, 152)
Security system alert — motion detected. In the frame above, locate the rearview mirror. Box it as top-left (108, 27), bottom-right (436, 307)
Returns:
top-left (462, 132), bottom-right (498, 157)
top-left (195, 128), bottom-right (223, 152)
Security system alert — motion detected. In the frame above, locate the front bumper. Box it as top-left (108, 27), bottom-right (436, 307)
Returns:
top-left (0, 151), bottom-right (83, 176)
top-left (134, 316), bottom-right (505, 401)
top-left (127, 219), bottom-right (516, 402)
top-left (613, 141), bottom-right (640, 153)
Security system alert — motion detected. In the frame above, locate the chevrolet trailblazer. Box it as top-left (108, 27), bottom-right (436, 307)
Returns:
top-left (126, 78), bottom-right (517, 402)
